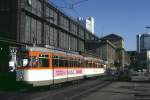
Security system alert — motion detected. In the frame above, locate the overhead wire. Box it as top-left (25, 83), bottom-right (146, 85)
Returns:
top-left (60, 0), bottom-right (89, 16)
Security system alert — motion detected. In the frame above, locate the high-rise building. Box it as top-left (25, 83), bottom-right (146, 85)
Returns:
top-left (137, 33), bottom-right (150, 53)
top-left (137, 34), bottom-right (141, 53)
top-left (77, 17), bottom-right (95, 34)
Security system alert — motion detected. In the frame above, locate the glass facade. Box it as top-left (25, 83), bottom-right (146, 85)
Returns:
top-left (139, 34), bottom-right (150, 52)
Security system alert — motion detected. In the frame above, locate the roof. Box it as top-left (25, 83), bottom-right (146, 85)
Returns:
top-left (85, 40), bottom-right (116, 49)
top-left (100, 34), bottom-right (123, 41)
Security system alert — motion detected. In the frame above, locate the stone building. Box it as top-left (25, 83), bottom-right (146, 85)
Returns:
top-left (85, 39), bottom-right (116, 68)
top-left (124, 51), bottom-right (130, 66)
top-left (101, 34), bottom-right (126, 68)
top-left (98, 40), bottom-right (116, 67)
top-left (0, 0), bottom-right (99, 52)
top-left (0, 0), bottom-right (99, 72)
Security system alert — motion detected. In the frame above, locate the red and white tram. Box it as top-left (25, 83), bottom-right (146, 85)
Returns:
top-left (15, 46), bottom-right (106, 86)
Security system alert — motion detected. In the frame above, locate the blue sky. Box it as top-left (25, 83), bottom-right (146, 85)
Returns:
top-left (49, 0), bottom-right (150, 51)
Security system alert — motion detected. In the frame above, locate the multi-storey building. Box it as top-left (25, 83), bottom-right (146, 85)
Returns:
top-left (0, 0), bottom-right (99, 72)
top-left (85, 33), bottom-right (130, 68)
top-left (0, 0), bottom-right (98, 51)
top-left (101, 34), bottom-right (125, 68)
top-left (0, 0), bottom-right (131, 72)
top-left (137, 33), bottom-right (150, 53)
top-left (124, 51), bottom-right (130, 66)
top-left (85, 39), bottom-right (116, 68)
top-left (136, 33), bottom-right (150, 70)
top-left (98, 40), bottom-right (116, 67)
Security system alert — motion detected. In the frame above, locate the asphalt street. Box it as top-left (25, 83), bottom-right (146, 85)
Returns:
top-left (0, 72), bottom-right (150, 100)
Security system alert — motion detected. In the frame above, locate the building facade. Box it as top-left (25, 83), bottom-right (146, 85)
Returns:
top-left (137, 33), bottom-right (150, 53)
top-left (124, 51), bottom-right (130, 66)
top-left (98, 40), bottom-right (116, 67)
top-left (0, 0), bottom-right (98, 53)
top-left (0, 0), bottom-right (99, 72)
top-left (101, 34), bottom-right (125, 68)
top-left (85, 39), bottom-right (116, 68)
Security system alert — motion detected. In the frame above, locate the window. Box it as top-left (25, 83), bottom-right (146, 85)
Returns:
top-left (78, 40), bottom-right (84, 52)
top-left (93, 63), bottom-right (96, 68)
top-left (68, 60), bottom-right (71, 67)
top-left (70, 60), bottom-right (73, 67)
top-left (70, 22), bottom-right (78, 35)
top-left (77, 60), bottom-right (80, 67)
top-left (85, 60), bottom-right (88, 68)
top-left (59, 31), bottom-right (69, 49)
top-left (78, 28), bottom-right (84, 39)
top-left (59, 15), bottom-right (69, 30)
top-left (24, 16), bottom-right (42, 44)
top-left (74, 61), bottom-right (77, 67)
top-left (39, 54), bottom-right (49, 67)
top-left (52, 56), bottom-right (59, 67)
top-left (59, 56), bottom-right (64, 67)
top-left (16, 54), bottom-right (30, 68)
top-left (64, 60), bottom-right (68, 67)
top-left (29, 56), bottom-right (38, 67)
top-left (68, 59), bottom-right (74, 67)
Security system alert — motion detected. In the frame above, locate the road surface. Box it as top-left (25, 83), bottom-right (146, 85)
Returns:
top-left (0, 72), bottom-right (150, 100)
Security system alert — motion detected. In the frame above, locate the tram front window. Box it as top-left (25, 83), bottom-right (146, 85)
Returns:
top-left (17, 55), bottom-right (29, 68)
top-left (17, 55), bottom-right (38, 68)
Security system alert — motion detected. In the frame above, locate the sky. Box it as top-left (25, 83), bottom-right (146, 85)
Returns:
top-left (49, 0), bottom-right (150, 51)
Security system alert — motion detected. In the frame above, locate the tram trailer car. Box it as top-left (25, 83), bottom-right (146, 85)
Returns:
top-left (15, 46), bottom-right (105, 86)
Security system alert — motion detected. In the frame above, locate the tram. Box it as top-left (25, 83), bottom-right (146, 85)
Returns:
top-left (14, 46), bottom-right (106, 86)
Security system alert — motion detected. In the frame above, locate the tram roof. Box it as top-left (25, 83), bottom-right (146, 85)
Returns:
top-left (22, 46), bottom-right (82, 57)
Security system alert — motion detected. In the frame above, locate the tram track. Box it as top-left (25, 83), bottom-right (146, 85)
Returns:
top-left (0, 76), bottom-right (113, 100)
top-left (32, 77), bottom-right (112, 100)
top-left (65, 81), bottom-right (111, 100)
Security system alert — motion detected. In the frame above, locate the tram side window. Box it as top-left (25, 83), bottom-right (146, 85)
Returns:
top-left (69, 60), bottom-right (71, 67)
top-left (99, 64), bottom-right (101, 68)
top-left (39, 55), bottom-right (49, 67)
top-left (84, 61), bottom-right (88, 68)
top-left (72, 60), bottom-right (75, 67)
top-left (89, 62), bottom-right (92, 68)
top-left (59, 56), bottom-right (64, 67)
top-left (96, 63), bottom-right (99, 68)
top-left (68, 60), bottom-right (71, 67)
top-left (93, 63), bottom-right (95, 68)
top-left (52, 56), bottom-right (59, 67)
top-left (76, 61), bottom-right (78, 67)
top-left (68, 60), bottom-right (73, 67)
top-left (17, 55), bottom-right (29, 67)
top-left (71, 61), bottom-right (74, 67)
top-left (74, 60), bottom-right (77, 67)
top-left (64, 60), bottom-right (68, 67)
top-left (77, 61), bottom-right (80, 67)
top-left (29, 56), bottom-right (38, 67)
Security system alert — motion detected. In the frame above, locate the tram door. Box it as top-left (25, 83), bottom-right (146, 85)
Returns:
top-left (52, 54), bottom-right (68, 84)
